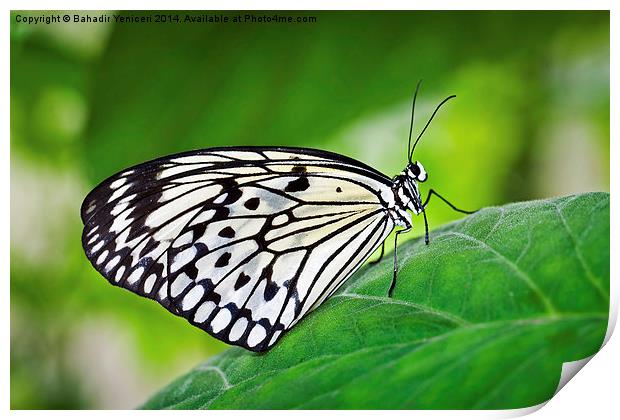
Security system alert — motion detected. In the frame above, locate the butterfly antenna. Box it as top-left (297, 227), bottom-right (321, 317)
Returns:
top-left (409, 94), bottom-right (456, 162)
top-left (407, 80), bottom-right (423, 164)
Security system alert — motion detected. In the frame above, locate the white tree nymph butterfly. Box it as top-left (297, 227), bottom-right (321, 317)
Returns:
top-left (81, 83), bottom-right (474, 352)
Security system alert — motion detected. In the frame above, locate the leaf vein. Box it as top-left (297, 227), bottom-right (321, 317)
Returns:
top-left (442, 231), bottom-right (558, 315)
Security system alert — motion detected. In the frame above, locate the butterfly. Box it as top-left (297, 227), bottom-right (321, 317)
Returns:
top-left (81, 82), bottom-right (473, 352)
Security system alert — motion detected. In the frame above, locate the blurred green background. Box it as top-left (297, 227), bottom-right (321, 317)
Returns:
top-left (10, 10), bottom-right (609, 409)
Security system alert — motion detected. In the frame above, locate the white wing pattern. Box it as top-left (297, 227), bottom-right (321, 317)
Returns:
top-left (81, 147), bottom-right (395, 351)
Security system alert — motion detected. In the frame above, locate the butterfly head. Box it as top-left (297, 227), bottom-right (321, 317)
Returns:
top-left (406, 161), bottom-right (427, 183)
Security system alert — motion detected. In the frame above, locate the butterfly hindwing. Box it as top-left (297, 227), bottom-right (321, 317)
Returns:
top-left (81, 147), bottom-right (395, 351)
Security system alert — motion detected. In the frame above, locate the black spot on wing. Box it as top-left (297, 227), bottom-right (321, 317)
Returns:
top-left (244, 197), bottom-right (260, 210)
top-left (259, 264), bottom-right (278, 301)
top-left (264, 280), bottom-right (279, 301)
top-left (291, 165), bottom-right (307, 173)
top-left (234, 272), bottom-right (251, 290)
top-left (190, 222), bottom-right (208, 240)
top-left (201, 288), bottom-right (221, 307)
top-left (183, 263), bottom-right (199, 281)
top-left (215, 252), bottom-right (231, 268)
top-left (213, 207), bottom-right (230, 220)
top-left (336, 186), bottom-right (342, 193)
top-left (194, 242), bottom-right (208, 256)
top-left (222, 188), bottom-right (243, 204)
top-left (218, 226), bottom-right (236, 238)
top-left (285, 177), bottom-right (310, 192)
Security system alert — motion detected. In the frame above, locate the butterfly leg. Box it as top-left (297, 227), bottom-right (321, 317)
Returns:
top-left (422, 209), bottom-right (430, 245)
top-left (369, 241), bottom-right (386, 265)
top-left (388, 227), bottom-right (411, 297)
top-left (421, 189), bottom-right (477, 246)
top-left (422, 188), bottom-right (477, 214)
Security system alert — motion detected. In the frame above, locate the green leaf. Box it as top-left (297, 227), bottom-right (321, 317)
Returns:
top-left (143, 192), bottom-right (609, 409)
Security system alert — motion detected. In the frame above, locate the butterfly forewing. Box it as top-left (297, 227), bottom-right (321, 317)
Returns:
top-left (81, 147), bottom-right (394, 351)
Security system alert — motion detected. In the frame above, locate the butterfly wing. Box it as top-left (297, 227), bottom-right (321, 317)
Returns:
top-left (81, 147), bottom-right (395, 351)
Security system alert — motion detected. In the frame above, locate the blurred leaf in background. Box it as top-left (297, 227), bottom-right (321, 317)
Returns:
top-left (10, 10), bottom-right (609, 408)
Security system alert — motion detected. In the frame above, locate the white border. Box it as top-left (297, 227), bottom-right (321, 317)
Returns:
top-left (4, 1), bottom-right (617, 418)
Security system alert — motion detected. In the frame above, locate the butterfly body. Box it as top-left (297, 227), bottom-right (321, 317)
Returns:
top-left (391, 163), bottom-right (429, 224)
top-left (81, 146), bottom-right (429, 351)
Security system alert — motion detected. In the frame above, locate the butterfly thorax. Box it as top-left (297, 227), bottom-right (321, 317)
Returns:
top-left (389, 162), bottom-right (427, 228)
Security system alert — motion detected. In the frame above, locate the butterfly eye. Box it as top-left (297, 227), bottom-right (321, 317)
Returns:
top-left (411, 161), bottom-right (428, 182)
